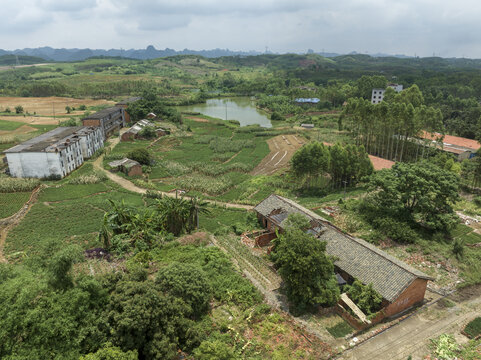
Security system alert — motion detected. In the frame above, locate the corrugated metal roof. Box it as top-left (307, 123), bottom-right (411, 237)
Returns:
top-left (4, 126), bottom-right (98, 153)
top-left (254, 194), bottom-right (433, 302)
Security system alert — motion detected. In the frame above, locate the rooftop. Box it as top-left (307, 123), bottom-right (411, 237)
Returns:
top-left (422, 131), bottom-right (480, 152)
top-left (4, 126), bottom-right (97, 153)
top-left (82, 106), bottom-right (122, 120)
top-left (254, 194), bottom-right (433, 303)
top-left (108, 158), bottom-right (140, 168)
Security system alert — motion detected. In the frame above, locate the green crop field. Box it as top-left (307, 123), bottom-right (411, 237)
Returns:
top-left (0, 119), bottom-right (24, 131)
top-left (0, 192), bottom-right (31, 218)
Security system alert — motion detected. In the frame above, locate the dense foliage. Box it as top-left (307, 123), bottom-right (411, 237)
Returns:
top-left (365, 162), bottom-right (459, 232)
top-left (345, 280), bottom-right (383, 316)
top-left (270, 217), bottom-right (340, 314)
top-left (290, 142), bottom-right (373, 188)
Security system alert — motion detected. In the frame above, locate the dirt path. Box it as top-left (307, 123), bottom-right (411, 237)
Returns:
top-left (0, 186), bottom-right (42, 263)
top-left (94, 137), bottom-right (253, 210)
top-left (339, 287), bottom-right (481, 360)
top-left (251, 134), bottom-right (305, 175)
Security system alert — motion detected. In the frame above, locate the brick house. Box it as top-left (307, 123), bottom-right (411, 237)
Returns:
top-left (108, 158), bottom-right (142, 177)
top-left (115, 97), bottom-right (142, 124)
top-left (82, 107), bottom-right (126, 139)
top-left (254, 194), bottom-right (433, 318)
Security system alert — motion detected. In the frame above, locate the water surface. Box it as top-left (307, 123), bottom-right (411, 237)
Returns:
top-left (180, 97), bottom-right (272, 128)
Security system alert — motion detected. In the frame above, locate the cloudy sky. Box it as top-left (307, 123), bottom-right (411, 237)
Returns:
top-left (1, 0), bottom-right (480, 57)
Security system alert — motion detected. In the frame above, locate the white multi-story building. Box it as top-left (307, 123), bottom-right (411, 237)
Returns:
top-left (371, 88), bottom-right (386, 104)
top-left (371, 83), bottom-right (404, 104)
top-left (4, 126), bottom-right (103, 178)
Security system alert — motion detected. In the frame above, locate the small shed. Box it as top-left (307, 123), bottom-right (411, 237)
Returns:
top-left (108, 158), bottom-right (142, 177)
top-left (147, 112), bottom-right (156, 119)
top-left (301, 123), bottom-right (315, 129)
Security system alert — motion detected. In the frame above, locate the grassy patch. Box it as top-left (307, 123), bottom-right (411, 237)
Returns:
top-left (0, 192), bottom-right (31, 218)
top-left (326, 321), bottom-right (354, 338)
top-left (0, 119), bottom-right (24, 131)
top-left (464, 317), bottom-right (481, 338)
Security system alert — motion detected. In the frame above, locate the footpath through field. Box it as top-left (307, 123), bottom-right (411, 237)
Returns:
top-left (94, 136), bottom-right (253, 210)
top-left (339, 286), bottom-right (481, 360)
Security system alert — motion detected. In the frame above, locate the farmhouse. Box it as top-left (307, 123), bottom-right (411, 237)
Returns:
top-left (108, 158), bottom-right (142, 177)
top-left (4, 126), bottom-right (103, 178)
top-left (121, 119), bottom-right (168, 142)
top-left (115, 96), bottom-right (142, 124)
top-left (295, 98), bottom-right (320, 104)
top-left (82, 107), bottom-right (126, 139)
top-left (422, 131), bottom-right (480, 161)
top-left (254, 194), bottom-right (433, 318)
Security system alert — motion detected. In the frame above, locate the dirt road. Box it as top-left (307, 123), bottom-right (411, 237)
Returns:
top-left (340, 287), bottom-right (481, 360)
top-left (94, 137), bottom-right (253, 210)
top-left (251, 134), bottom-right (305, 175)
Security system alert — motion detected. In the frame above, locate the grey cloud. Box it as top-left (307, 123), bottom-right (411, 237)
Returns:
top-left (38, 0), bottom-right (98, 12)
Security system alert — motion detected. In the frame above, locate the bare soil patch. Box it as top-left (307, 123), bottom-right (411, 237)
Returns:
top-left (0, 115), bottom-right (58, 125)
top-left (185, 116), bottom-right (209, 123)
top-left (0, 97), bottom-right (115, 116)
top-left (251, 134), bottom-right (305, 175)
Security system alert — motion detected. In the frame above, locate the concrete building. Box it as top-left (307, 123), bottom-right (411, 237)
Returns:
top-left (254, 194), bottom-right (433, 318)
top-left (4, 126), bottom-right (103, 178)
top-left (82, 107), bottom-right (126, 139)
top-left (371, 89), bottom-right (385, 104)
top-left (115, 97), bottom-right (142, 124)
top-left (371, 84), bottom-right (403, 104)
top-left (120, 119), bottom-right (165, 142)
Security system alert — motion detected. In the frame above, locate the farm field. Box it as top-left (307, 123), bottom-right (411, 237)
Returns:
top-left (0, 96), bottom-right (115, 116)
top-left (0, 191), bottom-right (31, 218)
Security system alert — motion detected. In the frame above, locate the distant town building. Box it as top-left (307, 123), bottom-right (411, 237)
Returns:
top-left (371, 84), bottom-right (403, 104)
top-left (371, 89), bottom-right (385, 104)
top-left (295, 98), bottom-right (320, 104)
top-left (115, 97), bottom-right (142, 124)
top-left (82, 107), bottom-right (125, 139)
top-left (4, 126), bottom-right (103, 178)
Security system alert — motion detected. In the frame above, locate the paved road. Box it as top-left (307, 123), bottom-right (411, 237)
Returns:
top-left (339, 291), bottom-right (481, 360)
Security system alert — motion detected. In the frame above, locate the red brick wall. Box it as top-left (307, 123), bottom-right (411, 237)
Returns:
top-left (127, 165), bottom-right (143, 177)
top-left (82, 119), bottom-right (100, 127)
top-left (384, 278), bottom-right (428, 317)
top-left (255, 232), bottom-right (276, 247)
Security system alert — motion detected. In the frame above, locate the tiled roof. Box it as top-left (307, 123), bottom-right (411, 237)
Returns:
top-left (82, 107), bottom-right (122, 120)
top-left (422, 131), bottom-right (480, 151)
top-left (254, 194), bottom-right (433, 302)
top-left (368, 155), bottom-right (395, 170)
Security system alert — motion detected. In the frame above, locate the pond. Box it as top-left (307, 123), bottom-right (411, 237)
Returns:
top-left (179, 97), bottom-right (272, 128)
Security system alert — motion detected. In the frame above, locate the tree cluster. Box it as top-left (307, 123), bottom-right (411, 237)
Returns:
top-left (342, 85), bottom-right (445, 162)
top-left (364, 161), bottom-right (460, 233)
top-left (291, 142), bottom-right (373, 188)
top-left (127, 90), bottom-right (182, 123)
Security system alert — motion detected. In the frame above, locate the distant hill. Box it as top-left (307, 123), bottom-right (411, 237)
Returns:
top-left (0, 46), bottom-right (422, 62)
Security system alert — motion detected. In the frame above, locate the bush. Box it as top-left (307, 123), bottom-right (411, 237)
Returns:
top-left (68, 173), bottom-right (106, 185)
top-left (371, 217), bottom-right (419, 244)
top-left (59, 118), bottom-right (78, 127)
top-left (345, 280), bottom-right (382, 315)
top-left (0, 177), bottom-right (40, 193)
top-left (138, 126), bottom-right (157, 139)
top-left (127, 148), bottom-right (151, 165)
top-left (464, 317), bottom-right (481, 338)
top-left (15, 105), bottom-right (24, 114)
top-left (271, 111), bottom-right (285, 121)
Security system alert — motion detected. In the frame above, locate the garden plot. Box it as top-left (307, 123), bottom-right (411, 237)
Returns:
top-left (251, 134), bottom-right (305, 175)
